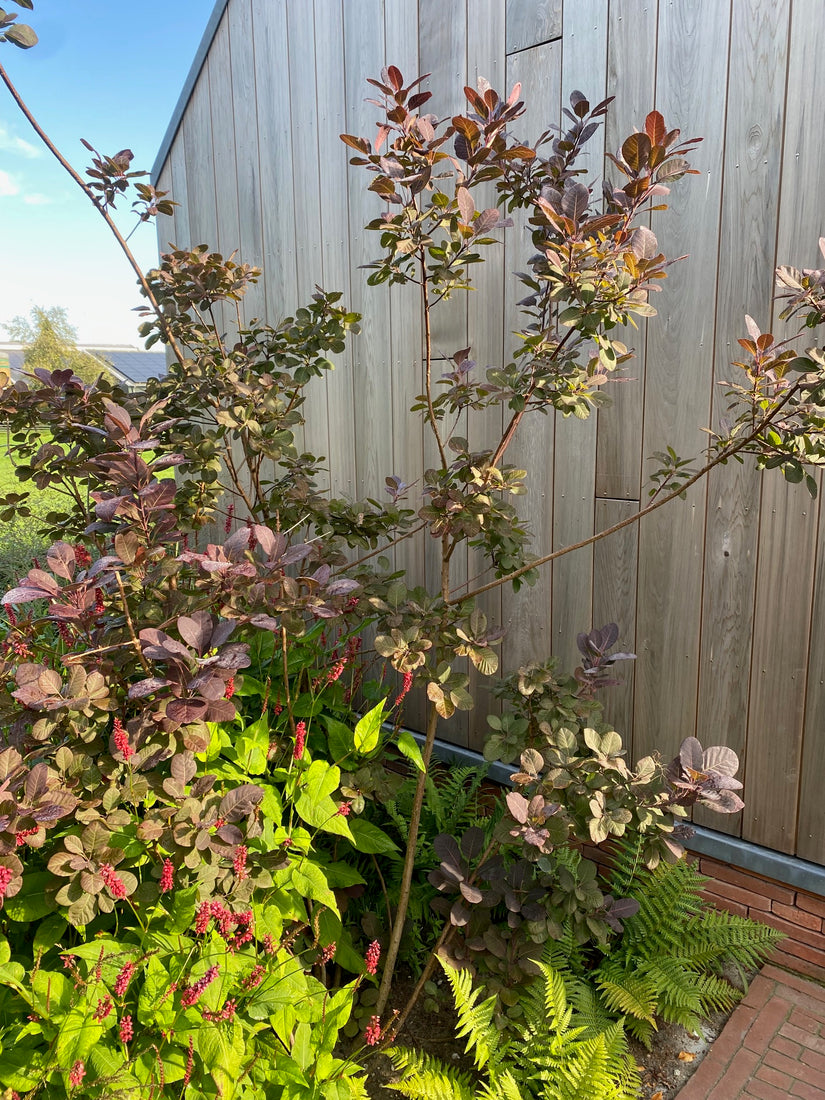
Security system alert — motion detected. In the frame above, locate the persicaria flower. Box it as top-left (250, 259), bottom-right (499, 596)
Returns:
top-left (394, 671), bottom-right (414, 707)
top-left (336, 801), bottom-right (352, 817)
top-left (69, 1060), bottom-right (86, 1088)
top-left (3, 603), bottom-right (16, 626)
top-left (113, 961), bottom-right (136, 997)
top-left (194, 901), bottom-right (212, 935)
top-left (16, 826), bottom-right (38, 846)
top-left (317, 942), bottom-right (336, 965)
top-left (365, 940), bottom-right (381, 975)
top-left (262, 934), bottom-right (276, 955)
top-left (327, 657), bottom-right (347, 684)
top-left (93, 588), bottom-right (105, 615)
top-left (241, 964), bottom-right (266, 990)
top-left (112, 717), bottom-right (133, 762)
top-left (100, 863), bottom-right (128, 899)
top-left (159, 858), bottom-right (175, 894)
top-left (56, 621), bottom-right (73, 645)
top-left (224, 503), bottom-right (234, 534)
top-left (364, 1015), bottom-right (382, 1046)
top-left (183, 1036), bottom-right (194, 1087)
top-left (224, 676), bottom-right (235, 699)
top-left (0, 865), bottom-right (14, 900)
top-left (94, 996), bottom-right (113, 1020)
top-left (119, 1014), bottom-right (133, 1043)
top-left (179, 965), bottom-right (219, 1007)
top-left (73, 544), bottom-right (92, 568)
top-left (293, 720), bottom-right (306, 761)
top-left (233, 845), bottom-right (248, 881)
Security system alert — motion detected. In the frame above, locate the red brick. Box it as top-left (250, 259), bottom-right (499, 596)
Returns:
top-left (773, 902), bottom-right (824, 931)
top-left (780, 1023), bottom-right (825, 1056)
top-left (801, 1046), bottom-right (825, 1074)
top-left (756, 1062), bottom-right (794, 1089)
top-left (700, 859), bottom-right (796, 904)
top-left (743, 974), bottom-right (777, 1010)
top-left (790, 1006), bottom-right (824, 1034)
top-left (715, 1005), bottom-right (759, 1060)
top-left (676, 1054), bottom-right (728, 1098)
top-left (770, 951), bottom-right (825, 985)
top-left (707, 1048), bottom-right (760, 1098)
top-left (763, 965), bottom-right (825, 1000)
top-left (797, 893), bottom-right (825, 921)
top-left (791, 1081), bottom-right (825, 1100)
top-left (702, 888), bottom-right (750, 918)
top-left (749, 1075), bottom-right (795, 1100)
top-left (761, 912), bottom-right (825, 951)
top-left (743, 997), bottom-right (792, 1052)
top-left (773, 1033), bottom-right (805, 1059)
top-left (764, 1047), bottom-right (808, 1079)
top-left (702, 877), bottom-right (773, 912)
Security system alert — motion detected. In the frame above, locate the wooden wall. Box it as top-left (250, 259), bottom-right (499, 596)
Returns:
top-left (154, 0), bottom-right (825, 864)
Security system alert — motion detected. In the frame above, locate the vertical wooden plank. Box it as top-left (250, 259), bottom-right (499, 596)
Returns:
top-left (506, 0), bottom-right (562, 53)
top-left (595, 0), bottom-right (658, 500)
top-left (750, 0), bottom-right (825, 857)
top-left (207, 14), bottom-right (241, 341)
top-left (315, 0), bottom-right (356, 499)
top-left (344, 2), bottom-right (393, 500)
top-left (466, 0), bottom-right (507, 751)
top-left (183, 69), bottom-right (219, 253)
top-left (694, 0), bottom-right (790, 836)
top-left (168, 136), bottom-right (191, 251)
top-left (419, 0), bottom-right (468, 356)
top-left (228, 0), bottom-right (266, 322)
top-left (287, 0), bottom-right (329, 469)
top-left (500, 41), bottom-right (562, 672)
top-left (550, 0), bottom-right (608, 675)
top-left (593, 500), bottom-right (638, 751)
top-left (799, 487), bottom-right (825, 862)
top-left (154, 162), bottom-right (177, 256)
top-left (253, 0), bottom-right (297, 324)
top-left (633, 0), bottom-right (731, 765)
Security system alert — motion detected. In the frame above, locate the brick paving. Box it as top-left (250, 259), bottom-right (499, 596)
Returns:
top-left (677, 965), bottom-right (825, 1099)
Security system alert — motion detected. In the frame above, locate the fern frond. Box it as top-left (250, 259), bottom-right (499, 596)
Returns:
top-left (387, 1048), bottom-right (475, 1100)
top-left (478, 1071), bottom-right (525, 1100)
top-left (595, 964), bottom-right (658, 1026)
top-left (441, 958), bottom-right (503, 1073)
top-left (567, 979), bottom-right (616, 1037)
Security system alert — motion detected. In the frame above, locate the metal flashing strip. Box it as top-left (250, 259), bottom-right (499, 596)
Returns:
top-left (405, 731), bottom-right (825, 900)
top-left (151, 0), bottom-right (231, 182)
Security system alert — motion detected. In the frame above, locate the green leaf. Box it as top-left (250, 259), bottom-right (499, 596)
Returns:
top-left (5, 21), bottom-right (37, 47)
top-left (347, 818), bottom-right (399, 855)
top-left (396, 730), bottom-right (425, 772)
top-left (246, 965), bottom-right (310, 1020)
top-left (4, 871), bottom-right (55, 921)
top-left (294, 760), bottom-right (354, 839)
top-left (0, 934), bottom-right (8, 965)
top-left (32, 969), bottom-right (73, 1018)
top-left (324, 715), bottom-right (356, 762)
top-left (289, 861), bottom-right (339, 913)
top-left (353, 700), bottom-right (385, 754)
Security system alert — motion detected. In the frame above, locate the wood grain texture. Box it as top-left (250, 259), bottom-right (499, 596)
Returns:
top-left (500, 41), bottom-right (561, 673)
top-left (759, 0), bottom-right (825, 859)
top-left (207, 14), bottom-right (241, 340)
top-left (595, 0), bottom-right (658, 500)
top-left (506, 0), bottom-right (562, 53)
top-left (550, 0), bottom-right (607, 674)
top-left (632, 0), bottom-right (730, 766)
top-left (183, 68), bottom-right (219, 254)
top-left (228, 0), bottom-right (266, 322)
top-left (694, 0), bottom-right (790, 836)
top-left (593, 499), bottom-right (637, 754)
top-left (466, 0), bottom-right (507, 751)
top-left (314, 0), bottom-right (356, 499)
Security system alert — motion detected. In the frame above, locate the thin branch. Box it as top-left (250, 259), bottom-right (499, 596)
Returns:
top-left (0, 61), bottom-right (188, 367)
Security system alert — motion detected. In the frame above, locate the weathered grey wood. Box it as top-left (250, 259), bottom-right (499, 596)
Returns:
top-left (154, 163), bottom-right (176, 259)
top-left (314, 0), bottom-right (356, 500)
top-left (694, 0), bottom-right (790, 836)
top-left (183, 68), bottom-right (219, 254)
top-left (632, 0), bottom-right (730, 766)
top-left (593, 499), bottom-right (637, 754)
top-left (228, 0), bottom-right (266, 323)
top-left (595, 0), bottom-right (658, 501)
top-left (500, 41), bottom-right (562, 673)
top-left (751, 0), bottom-right (823, 857)
top-left (506, 0), bottom-right (562, 54)
top-left (550, 0), bottom-right (607, 674)
top-left (465, 0), bottom-right (507, 751)
top-left (799, 479), bottom-right (825, 862)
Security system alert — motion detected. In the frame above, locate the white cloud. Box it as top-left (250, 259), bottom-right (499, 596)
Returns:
top-left (0, 122), bottom-right (40, 159)
top-left (23, 193), bottom-right (53, 206)
top-left (0, 169), bottom-right (20, 198)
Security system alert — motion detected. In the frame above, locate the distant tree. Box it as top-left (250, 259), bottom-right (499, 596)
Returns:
top-left (5, 306), bottom-right (113, 384)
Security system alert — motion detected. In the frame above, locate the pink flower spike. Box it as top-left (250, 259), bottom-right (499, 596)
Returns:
top-left (113, 961), bottom-right (136, 998)
top-left (365, 940), bottom-right (381, 975)
top-left (233, 845), bottom-right (248, 881)
top-left (100, 862), bottom-right (128, 899)
top-left (293, 720), bottom-right (306, 761)
top-left (119, 1014), bottom-right (133, 1044)
top-left (0, 865), bottom-right (15, 901)
top-left (159, 858), bottom-right (175, 894)
top-left (336, 801), bottom-right (352, 817)
top-left (364, 1015), bottom-right (382, 1046)
top-left (112, 717), bottom-right (133, 763)
top-left (69, 1060), bottom-right (86, 1088)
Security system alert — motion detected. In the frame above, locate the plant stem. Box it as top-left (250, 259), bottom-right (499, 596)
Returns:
top-left (375, 701), bottom-right (439, 1015)
top-left (0, 62), bottom-right (188, 368)
top-left (420, 252), bottom-right (447, 470)
top-left (114, 571), bottom-right (151, 674)
top-left (453, 378), bottom-right (805, 605)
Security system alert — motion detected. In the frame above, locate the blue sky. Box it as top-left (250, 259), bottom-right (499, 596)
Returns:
top-left (0, 0), bottom-right (215, 344)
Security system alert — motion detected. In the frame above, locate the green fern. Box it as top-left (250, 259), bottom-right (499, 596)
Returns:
top-left (388, 956), bottom-right (639, 1100)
